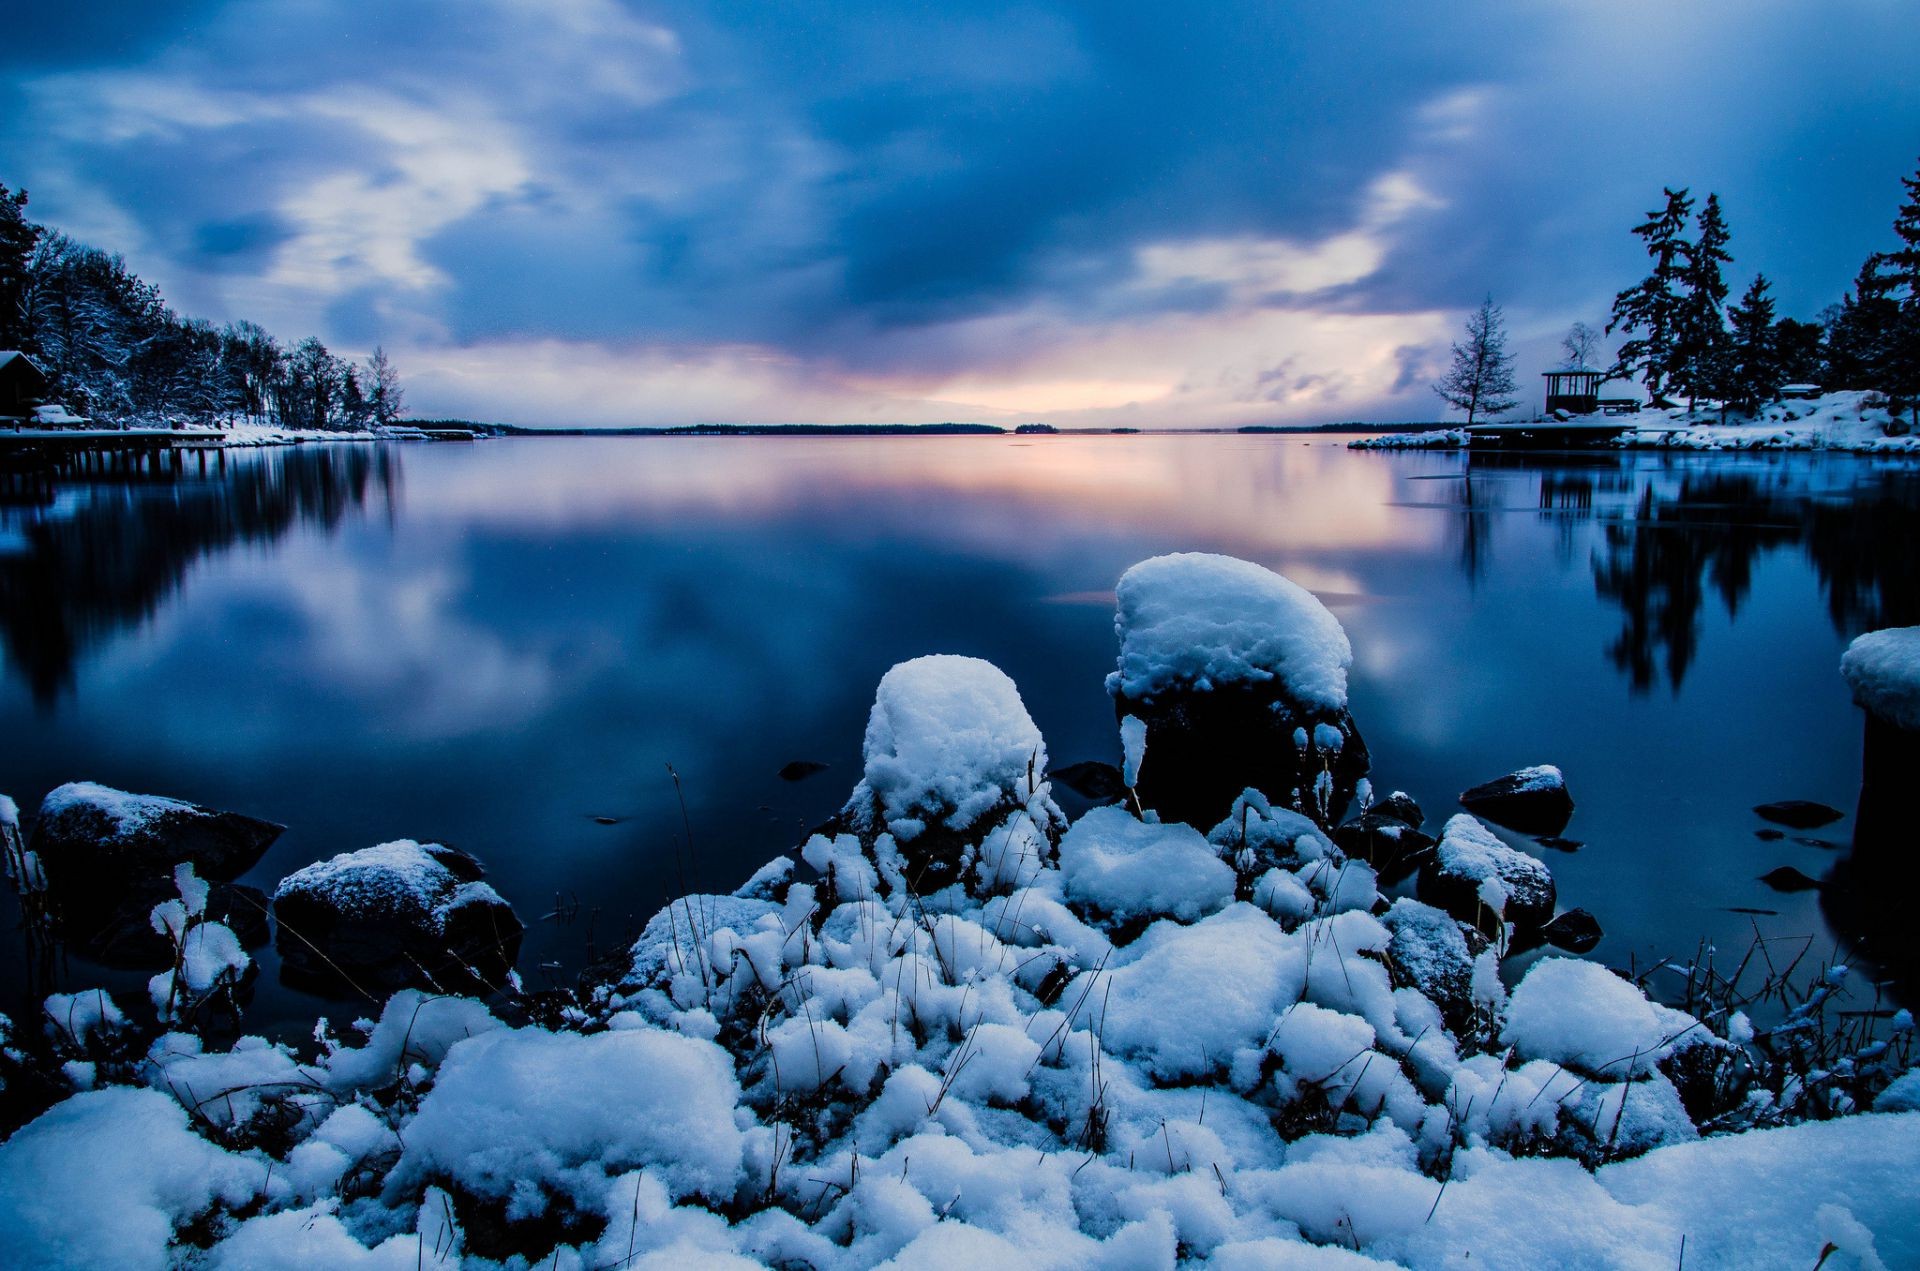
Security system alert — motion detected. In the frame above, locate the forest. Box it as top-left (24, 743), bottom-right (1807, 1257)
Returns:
top-left (0, 182), bottom-right (400, 430)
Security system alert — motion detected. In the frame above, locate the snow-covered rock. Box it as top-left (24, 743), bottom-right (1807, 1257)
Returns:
top-left (29, 781), bottom-right (283, 884)
top-left (1057, 806), bottom-right (1235, 924)
top-left (1457, 765), bottom-right (1575, 835)
top-left (1842, 626), bottom-right (1920, 732)
top-left (272, 840), bottom-right (523, 994)
top-left (1418, 814), bottom-right (1557, 934)
top-left (1106, 554), bottom-right (1370, 829)
top-left (1504, 958), bottom-right (1700, 1079)
top-left (836, 655), bottom-right (1064, 896)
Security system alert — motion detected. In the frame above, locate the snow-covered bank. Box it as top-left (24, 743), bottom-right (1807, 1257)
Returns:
top-left (0, 557), bottom-right (1914, 1269)
top-left (1351, 391), bottom-right (1917, 453)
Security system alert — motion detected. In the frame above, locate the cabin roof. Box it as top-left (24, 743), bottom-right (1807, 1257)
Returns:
top-left (0, 350), bottom-right (50, 379)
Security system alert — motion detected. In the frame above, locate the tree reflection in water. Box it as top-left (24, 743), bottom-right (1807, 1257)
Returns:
top-left (0, 444), bottom-right (397, 706)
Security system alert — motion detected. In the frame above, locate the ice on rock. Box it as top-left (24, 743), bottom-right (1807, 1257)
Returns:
top-left (1842, 626), bottom-right (1920, 731)
top-left (1058, 805), bottom-right (1236, 923)
top-left (840, 655), bottom-right (1064, 893)
top-left (1119, 713), bottom-right (1147, 788)
top-left (1503, 957), bottom-right (1700, 1079)
top-left (1106, 553), bottom-right (1351, 709)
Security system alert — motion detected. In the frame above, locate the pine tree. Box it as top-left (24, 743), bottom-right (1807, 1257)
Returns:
top-left (1433, 296), bottom-right (1518, 426)
top-left (1608, 188), bottom-right (1694, 406)
top-left (0, 182), bottom-right (39, 350)
top-left (1772, 317), bottom-right (1825, 387)
top-left (1883, 156), bottom-right (1920, 430)
top-left (1725, 275), bottom-right (1779, 413)
top-left (1670, 193), bottom-right (1733, 411)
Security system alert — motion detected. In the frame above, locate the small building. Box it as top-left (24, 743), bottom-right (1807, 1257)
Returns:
top-left (1541, 369), bottom-right (1604, 415)
top-left (1780, 383), bottom-right (1821, 400)
top-left (0, 351), bottom-right (51, 421)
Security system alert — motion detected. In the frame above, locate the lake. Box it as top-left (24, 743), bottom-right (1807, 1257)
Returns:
top-left (4, 434), bottom-right (1917, 1033)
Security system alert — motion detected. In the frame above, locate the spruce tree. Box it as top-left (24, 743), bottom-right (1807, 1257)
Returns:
top-left (1725, 274), bottom-right (1779, 413)
top-left (1608, 188), bottom-right (1694, 406)
top-left (1884, 157), bottom-right (1920, 430)
top-left (1433, 296), bottom-right (1518, 426)
top-left (0, 183), bottom-right (42, 351)
top-left (1671, 193), bottom-right (1733, 411)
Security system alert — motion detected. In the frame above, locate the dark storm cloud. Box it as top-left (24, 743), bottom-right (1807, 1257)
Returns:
top-left (2, 0), bottom-right (1916, 423)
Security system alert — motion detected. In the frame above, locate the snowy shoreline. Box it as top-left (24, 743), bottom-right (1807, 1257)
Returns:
top-left (1, 554), bottom-right (1915, 1269)
top-left (1351, 391), bottom-right (1920, 454)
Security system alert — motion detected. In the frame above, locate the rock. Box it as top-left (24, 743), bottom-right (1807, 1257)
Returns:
top-left (272, 840), bottom-right (523, 996)
top-left (28, 781), bottom-right (283, 888)
top-left (1536, 836), bottom-right (1583, 852)
top-left (1051, 761), bottom-right (1128, 804)
top-left (1794, 836), bottom-right (1843, 851)
top-left (1382, 898), bottom-right (1483, 1037)
top-left (835, 656), bottom-right (1065, 897)
top-left (1418, 814), bottom-right (1556, 935)
top-left (1752, 800), bottom-right (1843, 829)
top-left (1458, 766), bottom-right (1574, 835)
top-left (1107, 554), bottom-right (1370, 830)
top-left (777, 761), bottom-right (829, 782)
top-left (1333, 813), bottom-right (1435, 884)
top-left (1370, 790), bottom-right (1424, 829)
top-left (1754, 828), bottom-right (1785, 841)
top-left (67, 880), bottom-right (271, 968)
top-left (1540, 907), bottom-right (1603, 953)
top-left (1757, 865), bottom-right (1822, 892)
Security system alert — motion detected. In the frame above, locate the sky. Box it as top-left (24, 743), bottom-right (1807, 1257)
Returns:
top-left (3, 0), bottom-right (1917, 428)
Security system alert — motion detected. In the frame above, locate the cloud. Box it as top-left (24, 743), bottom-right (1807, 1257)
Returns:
top-left (3, 0), bottom-right (1917, 426)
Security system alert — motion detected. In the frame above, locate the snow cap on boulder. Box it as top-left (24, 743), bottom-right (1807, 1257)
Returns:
top-left (1842, 626), bottom-right (1920, 731)
top-left (1106, 552), bottom-right (1351, 710)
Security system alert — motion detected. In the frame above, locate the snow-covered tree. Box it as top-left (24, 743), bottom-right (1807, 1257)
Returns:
top-left (1433, 296), bottom-right (1518, 426)
top-left (1724, 275), bottom-right (1778, 414)
top-left (1663, 194), bottom-right (1736, 411)
top-left (0, 182), bottom-right (39, 351)
top-left (1609, 188), bottom-right (1695, 406)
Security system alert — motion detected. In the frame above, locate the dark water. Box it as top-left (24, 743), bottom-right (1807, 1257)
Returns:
top-left (5, 435), bottom-right (1918, 1032)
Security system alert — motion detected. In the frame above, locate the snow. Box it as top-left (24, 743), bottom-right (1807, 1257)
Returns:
top-left (42, 990), bottom-right (127, 1050)
top-left (1106, 553), bottom-right (1352, 710)
top-left (1057, 805), bottom-right (1236, 923)
top-left (273, 839), bottom-right (507, 932)
top-left (1119, 714), bottom-right (1147, 788)
top-left (1503, 958), bottom-right (1700, 1079)
top-left (1841, 626), bottom-right (1920, 731)
top-left (36, 780), bottom-right (197, 838)
top-left (1430, 814), bottom-right (1553, 922)
top-left (1350, 392), bottom-right (1919, 454)
top-left (1500, 764), bottom-right (1564, 793)
top-left (0, 1087), bottom-right (258, 1270)
top-left (845, 655), bottom-right (1059, 843)
top-left (398, 1026), bottom-right (745, 1213)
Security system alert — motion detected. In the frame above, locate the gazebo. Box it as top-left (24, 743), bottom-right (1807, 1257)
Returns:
top-left (1541, 369), bottom-right (1604, 415)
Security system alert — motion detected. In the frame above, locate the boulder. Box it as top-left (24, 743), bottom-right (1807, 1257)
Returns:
top-left (1540, 907), bottom-right (1603, 953)
top-left (29, 781), bottom-right (282, 888)
top-left (1382, 898), bottom-right (1483, 1037)
top-left (272, 840), bottom-right (523, 996)
top-left (1107, 554), bottom-right (1369, 830)
top-left (1757, 865), bottom-right (1821, 892)
top-left (1050, 761), bottom-right (1128, 804)
top-left (66, 880), bottom-right (271, 969)
top-left (1418, 814), bottom-right (1556, 935)
top-left (1333, 813), bottom-right (1435, 884)
top-left (1370, 790), bottom-right (1425, 830)
top-left (1458, 766), bottom-right (1574, 835)
top-left (834, 655), bottom-right (1065, 897)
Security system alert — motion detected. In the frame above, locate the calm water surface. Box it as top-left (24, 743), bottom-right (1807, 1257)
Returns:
top-left (5, 435), bottom-right (1918, 1030)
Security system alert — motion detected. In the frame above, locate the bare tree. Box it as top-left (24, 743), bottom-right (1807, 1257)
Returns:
top-left (1434, 296), bottom-right (1518, 426)
top-left (1560, 321), bottom-right (1603, 370)
top-left (365, 346), bottom-right (405, 427)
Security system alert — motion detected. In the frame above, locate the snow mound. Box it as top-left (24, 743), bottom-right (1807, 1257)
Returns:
top-left (398, 1025), bottom-right (745, 1208)
top-left (273, 839), bottom-right (505, 933)
top-left (1348, 429), bottom-right (1469, 450)
top-left (848, 655), bottom-right (1055, 843)
top-left (35, 781), bottom-right (197, 837)
top-left (1504, 958), bottom-right (1700, 1078)
top-left (1106, 553), bottom-right (1351, 710)
top-left (1057, 805), bottom-right (1235, 923)
top-left (1842, 627), bottom-right (1920, 732)
top-left (0, 1087), bottom-right (257, 1269)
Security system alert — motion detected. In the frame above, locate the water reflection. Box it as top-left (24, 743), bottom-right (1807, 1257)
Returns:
top-left (0, 445), bottom-right (396, 705)
top-left (4, 435), bottom-right (1918, 1025)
